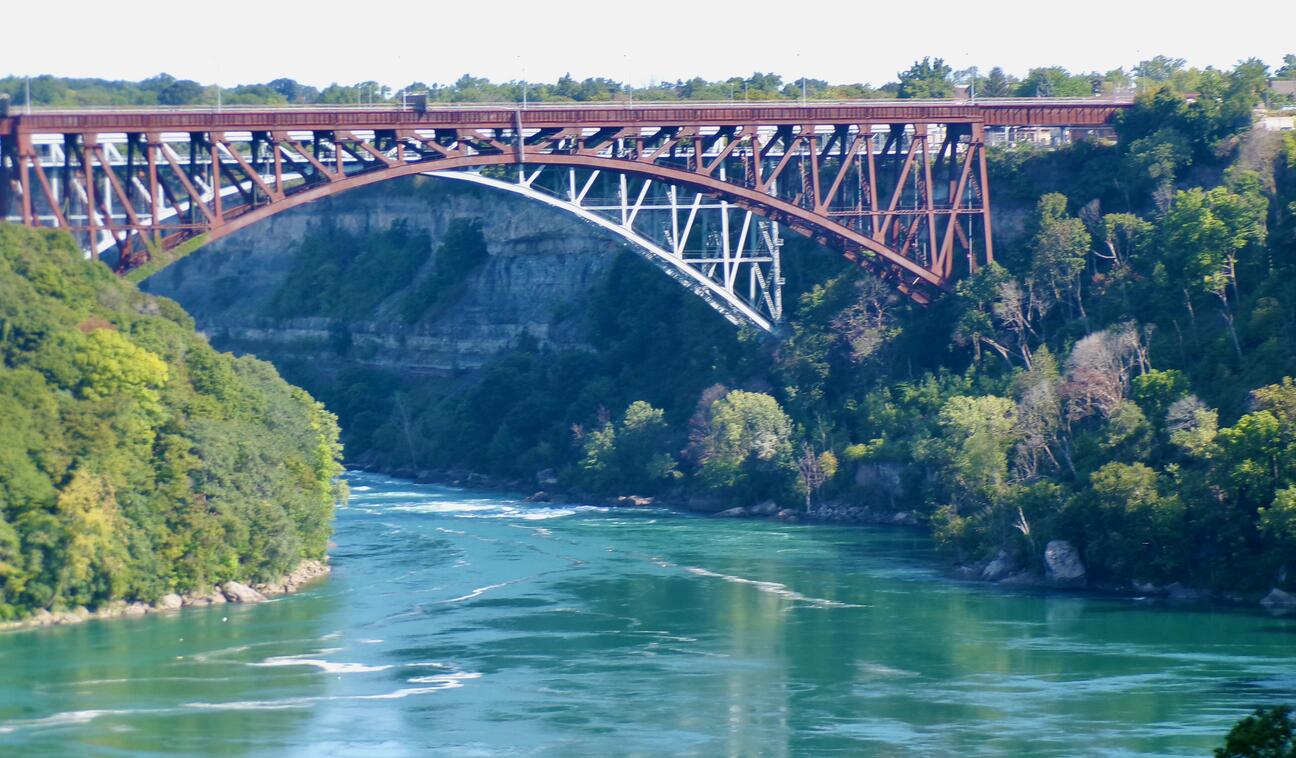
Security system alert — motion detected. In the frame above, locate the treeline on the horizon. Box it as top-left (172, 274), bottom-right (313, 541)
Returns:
top-left (4, 54), bottom-right (1296, 108)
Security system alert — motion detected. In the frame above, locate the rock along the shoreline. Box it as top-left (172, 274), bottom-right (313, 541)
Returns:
top-left (1044, 540), bottom-right (1086, 585)
top-left (155, 593), bottom-right (184, 610)
top-left (1260, 588), bottom-right (1296, 609)
top-left (220, 582), bottom-right (266, 604)
top-left (0, 559), bottom-right (331, 632)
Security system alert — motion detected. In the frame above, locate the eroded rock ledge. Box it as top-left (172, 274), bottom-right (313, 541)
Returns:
top-left (0, 559), bottom-right (330, 632)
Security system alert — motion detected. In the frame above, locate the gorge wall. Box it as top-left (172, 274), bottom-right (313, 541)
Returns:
top-left (142, 177), bottom-right (636, 373)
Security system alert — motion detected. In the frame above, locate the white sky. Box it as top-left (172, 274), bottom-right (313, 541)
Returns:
top-left (5, 0), bottom-right (1293, 89)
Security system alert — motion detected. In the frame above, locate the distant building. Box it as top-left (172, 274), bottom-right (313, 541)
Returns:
top-left (983, 126), bottom-right (1060, 146)
top-left (1270, 79), bottom-right (1296, 98)
top-left (1259, 115), bottom-right (1295, 131)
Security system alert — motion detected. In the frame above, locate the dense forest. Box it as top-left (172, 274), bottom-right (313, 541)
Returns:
top-left (0, 226), bottom-right (345, 620)
top-left (248, 57), bottom-right (1296, 598)
top-left (4, 54), bottom-right (1295, 108)
top-left (5, 56), bottom-right (1295, 601)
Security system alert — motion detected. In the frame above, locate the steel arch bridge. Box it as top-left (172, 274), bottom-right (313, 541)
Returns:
top-left (0, 99), bottom-right (1129, 331)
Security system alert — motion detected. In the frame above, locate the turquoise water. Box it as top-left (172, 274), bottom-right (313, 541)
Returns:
top-left (1, 472), bottom-right (1293, 756)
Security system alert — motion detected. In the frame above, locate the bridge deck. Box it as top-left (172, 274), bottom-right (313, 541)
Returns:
top-left (0, 98), bottom-right (1132, 136)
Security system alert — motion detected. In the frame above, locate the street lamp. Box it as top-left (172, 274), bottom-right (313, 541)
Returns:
top-left (796, 52), bottom-right (806, 105)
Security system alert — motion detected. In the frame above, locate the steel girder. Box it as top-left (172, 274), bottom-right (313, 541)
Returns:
top-left (0, 102), bottom-right (1128, 327)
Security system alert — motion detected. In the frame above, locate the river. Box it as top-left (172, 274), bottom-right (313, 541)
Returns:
top-left (0, 472), bottom-right (1292, 756)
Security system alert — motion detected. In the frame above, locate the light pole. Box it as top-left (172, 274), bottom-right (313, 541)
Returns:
top-left (624, 54), bottom-right (634, 104)
top-left (516, 54), bottom-right (528, 108)
top-left (796, 52), bottom-right (806, 105)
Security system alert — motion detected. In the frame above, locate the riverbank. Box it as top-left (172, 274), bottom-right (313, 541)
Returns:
top-left (0, 559), bottom-right (331, 633)
top-left (364, 464), bottom-right (1296, 614)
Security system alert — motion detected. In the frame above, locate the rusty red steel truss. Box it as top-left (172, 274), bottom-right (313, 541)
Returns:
top-left (0, 99), bottom-right (1129, 318)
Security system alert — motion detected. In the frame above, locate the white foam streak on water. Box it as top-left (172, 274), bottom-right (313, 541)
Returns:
top-left (683, 566), bottom-right (867, 609)
top-left (405, 672), bottom-right (483, 687)
top-left (53, 676), bottom-right (234, 687)
top-left (857, 662), bottom-right (920, 679)
top-left (182, 672), bottom-right (482, 711)
top-left (455, 507), bottom-right (578, 521)
top-left (0, 709), bottom-right (161, 734)
top-left (250, 654), bottom-right (391, 674)
top-left (439, 581), bottom-right (516, 604)
top-left (387, 502), bottom-right (500, 514)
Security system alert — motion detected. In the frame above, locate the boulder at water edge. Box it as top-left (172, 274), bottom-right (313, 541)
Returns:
top-left (1260, 588), bottom-right (1296, 609)
top-left (1044, 540), bottom-right (1086, 585)
top-left (982, 550), bottom-right (1016, 582)
top-left (154, 594), bottom-right (184, 611)
top-left (221, 582), bottom-right (266, 604)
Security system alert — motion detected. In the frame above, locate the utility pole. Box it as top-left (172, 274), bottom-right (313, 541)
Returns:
top-left (26, 76), bottom-right (31, 114)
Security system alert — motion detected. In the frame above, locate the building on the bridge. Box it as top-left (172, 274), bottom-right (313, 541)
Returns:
top-left (1269, 79), bottom-right (1296, 99)
top-left (980, 124), bottom-right (1116, 147)
top-left (984, 126), bottom-right (1057, 146)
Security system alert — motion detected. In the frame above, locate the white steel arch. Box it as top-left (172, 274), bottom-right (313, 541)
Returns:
top-left (426, 167), bottom-right (782, 331)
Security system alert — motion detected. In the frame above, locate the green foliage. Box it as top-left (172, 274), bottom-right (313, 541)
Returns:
top-left (1079, 462), bottom-right (1186, 582)
top-left (690, 390), bottom-right (796, 503)
top-left (933, 395), bottom-right (1018, 504)
top-left (577, 401), bottom-right (678, 494)
top-left (1015, 67), bottom-right (1094, 97)
top-left (88, 54), bottom-right (1295, 595)
top-left (979, 67), bottom-right (1017, 97)
top-left (267, 221), bottom-right (432, 319)
top-left (287, 250), bottom-right (762, 494)
top-left (399, 218), bottom-right (488, 322)
top-left (1215, 706), bottom-right (1296, 758)
top-left (897, 58), bottom-right (954, 99)
top-left (0, 226), bottom-right (343, 619)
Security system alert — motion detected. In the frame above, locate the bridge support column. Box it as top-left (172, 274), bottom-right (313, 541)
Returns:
top-left (0, 135), bottom-right (10, 223)
top-left (973, 121), bottom-right (993, 269)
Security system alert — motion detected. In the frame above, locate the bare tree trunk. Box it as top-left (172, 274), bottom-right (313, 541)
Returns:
top-left (1218, 293), bottom-right (1243, 360)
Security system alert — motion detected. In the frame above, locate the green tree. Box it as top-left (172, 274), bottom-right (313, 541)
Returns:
top-left (1029, 194), bottom-right (1092, 320)
top-left (578, 401), bottom-right (678, 493)
top-left (157, 79), bottom-right (204, 105)
top-left (979, 67), bottom-right (1017, 98)
top-left (1277, 55), bottom-right (1296, 80)
top-left (897, 58), bottom-right (953, 99)
top-left (1015, 67), bottom-right (1092, 98)
top-left (1215, 706), bottom-right (1296, 758)
top-left (935, 395), bottom-right (1019, 508)
top-left (1082, 462), bottom-right (1186, 581)
top-left (691, 390), bottom-right (795, 502)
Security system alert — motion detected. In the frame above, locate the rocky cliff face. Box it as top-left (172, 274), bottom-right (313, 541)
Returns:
top-left (142, 177), bottom-right (632, 372)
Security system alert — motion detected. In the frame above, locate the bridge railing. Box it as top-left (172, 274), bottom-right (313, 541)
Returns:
top-left (10, 96), bottom-right (1136, 115)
